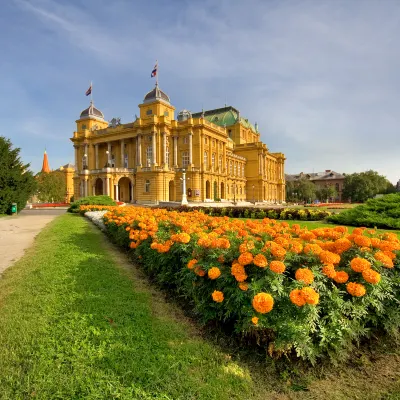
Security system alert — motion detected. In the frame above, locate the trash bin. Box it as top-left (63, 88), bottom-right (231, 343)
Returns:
top-left (11, 203), bottom-right (17, 214)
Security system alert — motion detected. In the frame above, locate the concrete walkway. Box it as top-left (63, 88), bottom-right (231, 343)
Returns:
top-left (0, 209), bottom-right (66, 275)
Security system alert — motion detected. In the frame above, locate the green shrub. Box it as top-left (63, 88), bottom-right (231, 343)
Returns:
top-left (67, 195), bottom-right (116, 213)
top-left (328, 193), bottom-right (400, 229)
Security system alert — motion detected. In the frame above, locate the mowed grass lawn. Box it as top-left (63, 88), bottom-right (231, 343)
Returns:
top-left (0, 214), bottom-right (399, 400)
top-left (0, 214), bottom-right (261, 400)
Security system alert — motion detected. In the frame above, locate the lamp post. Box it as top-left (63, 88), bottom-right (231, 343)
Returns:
top-left (105, 150), bottom-right (110, 168)
top-left (252, 184), bottom-right (255, 204)
top-left (83, 153), bottom-right (88, 170)
top-left (180, 169), bottom-right (189, 205)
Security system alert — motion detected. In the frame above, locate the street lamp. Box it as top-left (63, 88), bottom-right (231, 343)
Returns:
top-left (105, 150), bottom-right (110, 168)
top-left (180, 169), bottom-right (189, 205)
top-left (252, 184), bottom-right (255, 204)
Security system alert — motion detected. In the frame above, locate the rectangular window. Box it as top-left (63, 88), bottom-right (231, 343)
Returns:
top-left (212, 153), bottom-right (215, 168)
top-left (183, 136), bottom-right (188, 144)
top-left (182, 151), bottom-right (189, 167)
top-left (124, 154), bottom-right (128, 168)
top-left (204, 151), bottom-right (208, 169)
top-left (219, 155), bottom-right (222, 171)
top-left (146, 109), bottom-right (152, 115)
top-left (146, 146), bottom-right (152, 166)
top-left (145, 180), bottom-right (150, 193)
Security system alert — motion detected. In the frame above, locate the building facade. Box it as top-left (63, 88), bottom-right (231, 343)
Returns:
top-left (70, 84), bottom-right (285, 204)
top-left (286, 170), bottom-right (345, 202)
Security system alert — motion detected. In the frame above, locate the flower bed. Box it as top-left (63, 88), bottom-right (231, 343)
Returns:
top-left (158, 205), bottom-right (331, 221)
top-left (98, 206), bottom-right (400, 363)
top-left (31, 202), bottom-right (69, 208)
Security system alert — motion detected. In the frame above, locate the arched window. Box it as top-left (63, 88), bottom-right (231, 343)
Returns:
top-left (145, 180), bottom-right (150, 193)
top-left (182, 151), bottom-right (189, 167)
top-left (204, 151), bottom-right (208, 168)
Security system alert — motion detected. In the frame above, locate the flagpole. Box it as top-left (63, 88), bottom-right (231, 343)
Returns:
top-left (90, 81), bottom-right (93, 103)
top-left (156, 60), bottom-right (158, 86)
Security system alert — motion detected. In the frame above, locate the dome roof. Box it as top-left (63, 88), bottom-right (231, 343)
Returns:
top-left (80, 101), bottom-right (104, 119)
top-left (143, 83), bottom-right (170, 104)
top-left (177, 109), bottom-right (192, 121)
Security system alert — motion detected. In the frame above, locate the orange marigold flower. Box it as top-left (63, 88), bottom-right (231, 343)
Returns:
top-left (238, 282), bottom-right (249, 291)
top-left (238, 252), bottom-right (254, 266)
top-left (353, 235), bottom-right (371, 248)
top-left (383, 250), bottom-right (396, 260)
top-left (289, 289), bottom-right (306, 307)
top-left (253, 254), bottom-right (268, 268)
top-left (353, 228), bottom-right (365, 235)
top-left (290, 242), bottom-right (303, 254)
top-left (212, 290), bottom-right (224, 302)
top-left (295, 268), bottom-right (314, 285)
top-left (251, 316), bottom-right (259, 325)
top-left (334, 238), bottom-right (352, 254)
top-left (217, 255), bottom-right (225, 263)
top-left (303, 244), bottom-right (323, 255)
top-left (346, 282), bottom-right (366, 297)
top-left (319, 251), bottom-right (341, 265)
top-left (333, 270), bottom-right (349, 284)
top-left (187, 259), bottom-right (198, 270)
top-left (322, 263), bottom-right (337, 279)
top-left (208, 267), bottom-right (221, 280)
top-left (374, 251), bottom-right (394, 268)
top-left (301, 287), bottom-right (320, 305)
top-left (252, 293), bottom-right (274, 314)
top-left (362, 269), bottom-right (381, 284)
top-left (350, 257), bottom-right (371, 273)
top-left (271, 246), bottom-right (287, 260)
top-left (269, 260), bottom-right (286, 274)
top-left (370, 238), bottom-right (381, 248)
top-left (194, 266), bottom-right (206, 277)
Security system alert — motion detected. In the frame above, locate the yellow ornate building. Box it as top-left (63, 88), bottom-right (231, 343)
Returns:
top-left (70, 84), bottom-right (285, 204)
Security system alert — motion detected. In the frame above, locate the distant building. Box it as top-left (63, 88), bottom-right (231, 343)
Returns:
top-left (396, 179), bottom-right (400, 192)
top-left (285, 170), bottom-right (345, 202)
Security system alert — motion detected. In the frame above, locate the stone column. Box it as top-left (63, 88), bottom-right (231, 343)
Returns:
top-left (152, 132), bottom-right (157, 165)
top-left (173, 136), bottom-right (178, 167)
top-left (114, 184), bottom-right (119, 201)
top-left (181, 170), bottom-right (188, 205)
top-left (74, 145), bottom-right (79, 172)
top-left (95, 144), bottom-right (99, 169)
top-left (84, 143), bottom-right (88, 168)
top-left (131, 182), bottom-right (134, 203)
top-left (84, 179), bottom-right (88, 197)
top-left (162, 132), bottom-right (167, 166)
top-left (105, 177), bottom-right (110, 196)
top-left (188, 132), bottom-right (193, 165)
top-left (137, 135), bottom-right (142, 166)
top-left (107, 143), bottom-right (112, 167)
top-left (120, 140), bottom-right (125, 168)
top-left (92, 184), bottom-right (96, 196)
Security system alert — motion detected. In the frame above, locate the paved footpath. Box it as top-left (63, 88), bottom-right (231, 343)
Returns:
top-left (0, 209), bottom-right (66, 275)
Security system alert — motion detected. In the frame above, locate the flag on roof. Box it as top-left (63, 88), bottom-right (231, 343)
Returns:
top-left (151, 61), bottom-right (158, 78)
top-left (85, 84), bottom-right (92, 96)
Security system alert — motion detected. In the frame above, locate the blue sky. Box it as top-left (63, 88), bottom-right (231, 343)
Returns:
top-left (2, 0), bottom-right (400, 183)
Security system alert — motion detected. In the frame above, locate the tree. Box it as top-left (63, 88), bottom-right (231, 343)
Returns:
top-left (286, 179), bottom-right (317, 203)
top-left (342, 170), bottom-right (395, 203)
top-left (36, 171), bottom-right (67, 203)
top-left (0, 136), bottom-right (37, 214)
top-left (316, 185), bottom-right (337, 203)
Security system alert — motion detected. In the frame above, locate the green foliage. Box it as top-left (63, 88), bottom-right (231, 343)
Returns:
top-left (328, 193), bottom-right (400, 229)
top-left (316, 185), bottom-right (337, 202)
top-left (286, 179), bottom-right (317, 203)
top-left (67, 195), bottom-right (116, 213)
top-left (342, 170), bottom-right (395, 203)
top-left (0, 136), bottom-right (36, 214)
top-left (36, 170), bottom-right (66, 202)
